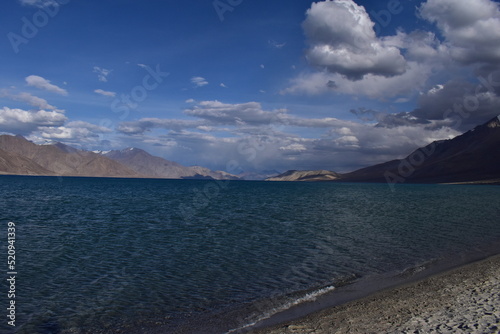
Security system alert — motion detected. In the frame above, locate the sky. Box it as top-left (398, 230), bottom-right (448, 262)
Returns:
top-left (1, 0), bottom-right (500, 174)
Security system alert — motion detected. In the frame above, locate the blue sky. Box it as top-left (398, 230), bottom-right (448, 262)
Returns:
top-left (1, 0), bottom-right (500, 173)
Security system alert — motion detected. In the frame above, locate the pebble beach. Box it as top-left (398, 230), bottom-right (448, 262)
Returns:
top-left (256, 255), bottom-right (500, 334)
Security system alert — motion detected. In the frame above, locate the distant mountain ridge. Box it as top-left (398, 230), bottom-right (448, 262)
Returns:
top-left (0, 135), bottom-right (139, 178)
top-left (340, 115), bottom-right (500, 184)
top-left (266, 116), bottom-right (500, 184)
top-left (3, 116), bottom-right (499, 183)
top-left (0, 135), bottom-right (239, 180)
top-left (266, 170), bottom-right (341, 182)
top-left (102, 148), bottom-right (239, 180)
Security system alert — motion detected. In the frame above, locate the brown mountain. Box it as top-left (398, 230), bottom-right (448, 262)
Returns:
top-left (0, 134), bottom-right (239, 180)
top-left (103, 148), bottom-right (240, 180)
top-left (266, 170), bottom-right (340, 182)
top-left (341, 116), bottom-right (500, 184)
top-left (266, 116), bottom-right (500, 184)
top-left (0, 135), bottom-right (141, 178)
top-left (0, 147), bottom-right (55, 176)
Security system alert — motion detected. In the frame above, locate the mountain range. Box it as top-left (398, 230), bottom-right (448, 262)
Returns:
top-left (0, 135), bottom-right (239, 180)
top-left (1, 116), bottom-right (499, 183)
top-left (267, 116), bottom-right (500, 184)
top-left (101, 148), bottom-right (239, 180)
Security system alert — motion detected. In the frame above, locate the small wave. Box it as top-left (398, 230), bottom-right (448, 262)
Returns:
top-left (398, 259), bottom-right (439, 278)
top-left (225, 285), bottom-right (336, 333)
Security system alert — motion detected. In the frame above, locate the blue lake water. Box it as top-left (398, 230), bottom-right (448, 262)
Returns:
top-left (0, 175), bottom-right (499, 333)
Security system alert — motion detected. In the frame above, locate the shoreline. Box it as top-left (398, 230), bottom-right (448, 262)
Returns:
top-left (167, 239), bottom-right (500, 334)
top-left (252, 254), bottom-right (500, 334)
top-left (2, 174), bottom-right (500, 185)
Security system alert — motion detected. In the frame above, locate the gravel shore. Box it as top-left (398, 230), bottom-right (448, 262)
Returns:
top-left (256, 255), bottom-right (500, 334)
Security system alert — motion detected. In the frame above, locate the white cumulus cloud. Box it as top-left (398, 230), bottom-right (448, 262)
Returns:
top-left (36, 121), bottom-right (114, 148)
top-left (191, 76), bottom-right (208, 87)
top-left (25, 75), bottom-right (68, 96)
top-left (419, 0), bottom-right (500, 65)
top-left (94, 89), bottom-right (116, 98)
top-left (0, 90), bottom-right (57, 110)
top-left (184, 100), bottom-right (287, 126)
top-left (0, 107), bottom-right (66, 135)
top-left (302, 0), bottom-right (407, 80)
top-left (279, 143), bottom-right (307, 152)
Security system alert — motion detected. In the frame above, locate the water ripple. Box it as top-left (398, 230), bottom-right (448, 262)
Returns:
top-left (0, 177), bottom-right (499, 333)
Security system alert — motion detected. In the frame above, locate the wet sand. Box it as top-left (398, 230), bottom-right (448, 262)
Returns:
top-left (255, 255), bottom-right (500, 334)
